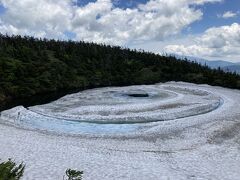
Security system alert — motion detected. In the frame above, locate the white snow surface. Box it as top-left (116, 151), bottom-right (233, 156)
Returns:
top-left (0, 82), bottom-right (240, 179)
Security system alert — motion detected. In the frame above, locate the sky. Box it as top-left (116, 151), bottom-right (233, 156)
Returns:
top-left (0, 0), bottom-right (239, 62)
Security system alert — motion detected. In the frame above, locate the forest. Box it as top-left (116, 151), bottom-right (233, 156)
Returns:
top-left (0, 34), bottom-right (240, 110)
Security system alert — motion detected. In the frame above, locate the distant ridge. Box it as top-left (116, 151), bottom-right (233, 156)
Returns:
top-left (175, 55), bottom-right (240, 74)
top-left (222, 65), bottom-right (240, 74)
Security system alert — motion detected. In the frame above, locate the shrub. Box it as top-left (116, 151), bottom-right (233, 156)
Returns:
top-left (65, 169), bottom-right (83, 180)
top-left (0, 159), bottom-right (25, 180)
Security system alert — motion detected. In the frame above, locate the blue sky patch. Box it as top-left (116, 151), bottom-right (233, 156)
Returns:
top-left (64, 31), bottom-right (77, 39)
top-left (0, 4), bottom-right (6, 15)
top-left (188, 1), bottom-right (240, 34)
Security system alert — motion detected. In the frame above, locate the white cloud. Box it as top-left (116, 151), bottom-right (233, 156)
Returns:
top-left (0, 0), bottom-right (73, 38)
top-left (164, 23), bottom-right (240, 62)
top-left (0, 0), bottom-right (222, 45)
top-left (219, 11), bottom-right (238, 19)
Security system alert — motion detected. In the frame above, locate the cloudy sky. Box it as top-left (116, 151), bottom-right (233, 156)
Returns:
top-left (0, 0), bottom-right (239, 62)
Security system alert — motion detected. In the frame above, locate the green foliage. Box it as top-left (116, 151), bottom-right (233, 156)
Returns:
top-left (0, 34), bottom-right (239, 110)
top-left (65, 169), bottom-right (83, 180)
top-left (0, 159), bottom-right (25, 180)
top-left (0, 159), bottom-right (84, 180)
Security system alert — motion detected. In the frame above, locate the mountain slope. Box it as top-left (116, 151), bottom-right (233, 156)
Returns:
top-left (0, 35), bottom-right (240, 110)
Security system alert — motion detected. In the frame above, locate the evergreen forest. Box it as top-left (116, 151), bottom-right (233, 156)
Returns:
top-left (0, 34), bottom-right (239, 110)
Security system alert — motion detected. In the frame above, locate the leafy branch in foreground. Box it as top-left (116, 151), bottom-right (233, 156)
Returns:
top-left (0, 159), bottom-right (25, 180)
top-left (65, 169), bottom-right (83, 180)
top-left (0, 158), bottom-right (84, 180)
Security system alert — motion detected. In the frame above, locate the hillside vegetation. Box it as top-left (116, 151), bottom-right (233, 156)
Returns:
top-left (0, 35), bottom-right (240, 110)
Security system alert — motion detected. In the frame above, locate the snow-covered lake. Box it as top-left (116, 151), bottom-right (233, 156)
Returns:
top-left (0, 82), bottom-right (240, 179)
top-left (0, 82), bottom-right (222, 135)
